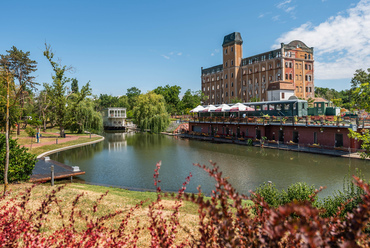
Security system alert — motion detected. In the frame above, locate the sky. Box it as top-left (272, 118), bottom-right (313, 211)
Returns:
top-left (1, 0), bottom-right (369, 96)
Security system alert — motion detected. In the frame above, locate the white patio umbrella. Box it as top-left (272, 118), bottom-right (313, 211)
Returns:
top-left (230, 103), bottom-right (247, 112)
top-left (201, 105), bottom-right (217, 112)
top-left (212, 104), bottom-right (231, 112)
top-left (190, 105), bottom-right (205, 113)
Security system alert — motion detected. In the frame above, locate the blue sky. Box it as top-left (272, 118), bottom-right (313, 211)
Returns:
top-left (1, 0), bottom-right (369, 96)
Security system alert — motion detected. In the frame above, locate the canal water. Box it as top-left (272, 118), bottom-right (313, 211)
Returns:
top-left (50, 132), bottom-right (370, 198)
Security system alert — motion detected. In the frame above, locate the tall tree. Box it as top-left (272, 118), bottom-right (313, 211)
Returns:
top-left (350, 68), bottom-right (370, 111)
top-left (126, 87), bottom-right (141, 110)
top-left (181, 89), bottom-right (202, 113)
top-left (71, 78), bottom-right (79, 93)
top-left (43, 43), bottom-right (72, 137)
top-left (348, 68), bottom-right (370, 159)
top-left (0, 55), bottom-right (13, 194)
top-left (153, 85), bottom-right (181, 115)
top-left (133, 91), bottom-right (170, 133)
top-left (6, 46), bottom-right (38, 135)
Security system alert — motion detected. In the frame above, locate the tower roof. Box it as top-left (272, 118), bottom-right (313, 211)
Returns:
top-left (222, 32), bottom-right (243, 47)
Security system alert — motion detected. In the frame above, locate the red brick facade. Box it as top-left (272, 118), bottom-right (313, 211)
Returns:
top-left (201, 32), bottom-right (315, 105)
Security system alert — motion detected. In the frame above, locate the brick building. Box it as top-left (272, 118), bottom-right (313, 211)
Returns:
top-left (201, 32), bottom-right (315, 104)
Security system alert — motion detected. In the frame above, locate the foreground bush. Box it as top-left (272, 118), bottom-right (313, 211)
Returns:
top-left (0, 134), bottom-right (36, 183)
top-left (1, 161), bottom-right (370, 247)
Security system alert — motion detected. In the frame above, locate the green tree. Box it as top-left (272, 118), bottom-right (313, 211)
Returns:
top-left (94, 94), bottom-right (120, 112)
top-left (348, 68), bottom-right (370, 159)
top-left (181, 89), bottom-right (202, 114)
top-left (350, 68), bottom-right (370, 111)
top-left (71, 78), bottom-right (79, 93)
top-left (153, 85), bottom-right (181, 115)
top-left (133, 91), bottom-right (170, 133)
top-left (0, 134), bottom-right (36, 183)
top-left (6, 46), bottom-right (38, 135)
top-left (126, 87), bottom-right (141, 110)
top-left (231, 97), bottom-right (242, 104)
top-left (43, 44), bottom-right (71, 137)
top-left (65, 80), bottom-right (94, 133)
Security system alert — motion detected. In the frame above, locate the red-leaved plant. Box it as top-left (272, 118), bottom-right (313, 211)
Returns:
top-left (1, 161), bottom-right (370, 247)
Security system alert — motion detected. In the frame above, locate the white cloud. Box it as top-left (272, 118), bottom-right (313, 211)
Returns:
top-left (272, 15), bottom-right (280, 21)
top-left (177, 52), bottom-right (182, 56)
top-left (211, 53), bottom-right (214, 56)
top-left (274, 0), bottom-right (370, 80)
top-left (169, 52), bottom-right (174, 55)
top-left (161, 55), bottom-right (170, 60)
top-left (277, 0), bottom-right (292, 9)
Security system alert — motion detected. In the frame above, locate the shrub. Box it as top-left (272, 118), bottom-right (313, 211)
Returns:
top-left (0, 134), bottom-right (36, 183)
top-left (2, 161), bottom-right (370, 247)
top-left (254, 182), bottom-right (282, 207)
top-left (281, 182), bottom-right (317, 205)
top-left (25, 126), bottom-right (36, 137)
top-left (246, 138), bottom-right (253, 146)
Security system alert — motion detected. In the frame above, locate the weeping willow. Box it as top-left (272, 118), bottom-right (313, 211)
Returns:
top-left (133, 92), bottom-right (170, 133)
top-left (66, 98), bottom-right (103, 133)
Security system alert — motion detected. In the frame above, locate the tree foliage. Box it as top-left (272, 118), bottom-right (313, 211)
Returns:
top-left (0, 134), bottom-right (36, 183)
top-left (350, 68), bottom-right (370, 111)
top-left (180, 89), bottom-right (202, 114)
top-left (133, 92), bottom-right (170, 133)
top-left (153, 85), bottom-right (181, 115)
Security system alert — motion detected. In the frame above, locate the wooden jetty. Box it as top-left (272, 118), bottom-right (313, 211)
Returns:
top-left (30, 157), bottom-right (85, 182)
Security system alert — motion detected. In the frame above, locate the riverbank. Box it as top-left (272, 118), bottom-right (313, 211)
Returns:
top-left (177, 133), bottom-right (369, 160)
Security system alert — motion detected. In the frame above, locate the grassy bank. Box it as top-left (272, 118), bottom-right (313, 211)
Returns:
top-left (28, 136), bottom-right (102, 156)
top-left (3, 182), bottom-right (200, 247)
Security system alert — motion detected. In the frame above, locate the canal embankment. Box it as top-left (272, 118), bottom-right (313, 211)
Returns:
top-left (177, 133), bottom-right (369, 160)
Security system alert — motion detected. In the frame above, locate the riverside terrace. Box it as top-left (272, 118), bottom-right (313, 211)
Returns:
top-left (187, 115), bottom-right (370, 152)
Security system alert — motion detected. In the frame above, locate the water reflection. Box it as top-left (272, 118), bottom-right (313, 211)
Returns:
top-left (49, 132), bottom-right (370, 198)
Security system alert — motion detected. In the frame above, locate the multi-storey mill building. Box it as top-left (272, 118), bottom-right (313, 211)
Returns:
top-left (201, 32), bottom-right (315, 105)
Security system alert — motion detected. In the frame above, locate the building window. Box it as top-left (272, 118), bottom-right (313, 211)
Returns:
top-left (231, 47), bottom-right (233, 52)
top-left (203, 87), bottom-right (205, 91)
top-left (296, 86), bottom-right (299, 92)
top-left (207, 87), bottom-right (209, 91)
top-left (249, 68), bottom-right (252, 74)
top-left (217, 76), bottom-right (219, 80)
top-left (225, 74), bottom-right (227, 79)
top-left (243, 80), bottom-right (246, 86)
top-left (243, 70), bottom-right (246, 75)
top-left (289, 74), bottom-right (292, 80)
top-left (289, 63), bottom-right (292, 68)
top-left (269, 64), bottom-right (272, 69)
top-left (225, 62), bottom-right (228, 67)
top-left (226, 92), bottom-right (228, 97)
top-left (309, 64), bottom-right (312, 70)
top-left (231, 82), bottom-right (234, 87)
top-left (308, 54), bottom-right (311, 59)
top-left (305, 64), bottom-right (308, 70)
top-left (277, 62), bottom-right (280, 67)
top-left (296, 63), bottom-right (298, 69)
top-left (231, 91), bottom-right (234, 96)
top-left (217, 84), bottom-right (219, 89)
top-left (296, 74), bottom-right (298, 80)
top-left (225, 49), bottom-right (227, 54)
top-left (262, 66), bottom-right (265, 71)
top-left (212, 94), bottom-right (214, 99)
top-left (225, 83), bottom-right (228, 88)
top-left (212, 86), bottom-right (214, 90)
top-left (309, 75), bottom-right (312, 81)
top-left (231, 60), bottom-right (233, 66)
top-left (305, 54), bottom-right (307, 59)
top-left (282, 92), bottom-right (285, 99)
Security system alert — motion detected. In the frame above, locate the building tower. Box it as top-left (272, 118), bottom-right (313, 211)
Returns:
top-left (222, 32), bottom-right (243, 103)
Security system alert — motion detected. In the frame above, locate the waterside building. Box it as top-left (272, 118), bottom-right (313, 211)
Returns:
top-left (201, 32), bottom-right (315, 104)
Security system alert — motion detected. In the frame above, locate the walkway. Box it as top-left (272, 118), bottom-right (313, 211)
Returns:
top-left (20, 132), bottom-right (81, 148)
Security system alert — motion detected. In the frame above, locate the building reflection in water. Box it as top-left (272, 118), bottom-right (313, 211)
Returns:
top-left (105, 132), bottom-right (135, 152)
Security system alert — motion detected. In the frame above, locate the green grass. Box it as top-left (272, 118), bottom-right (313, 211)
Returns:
top-left (28, 136), bottom-right (102, 156)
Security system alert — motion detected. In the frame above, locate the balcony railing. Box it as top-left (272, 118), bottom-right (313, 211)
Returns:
top-left (189, 116), bottom-right (370, 128)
